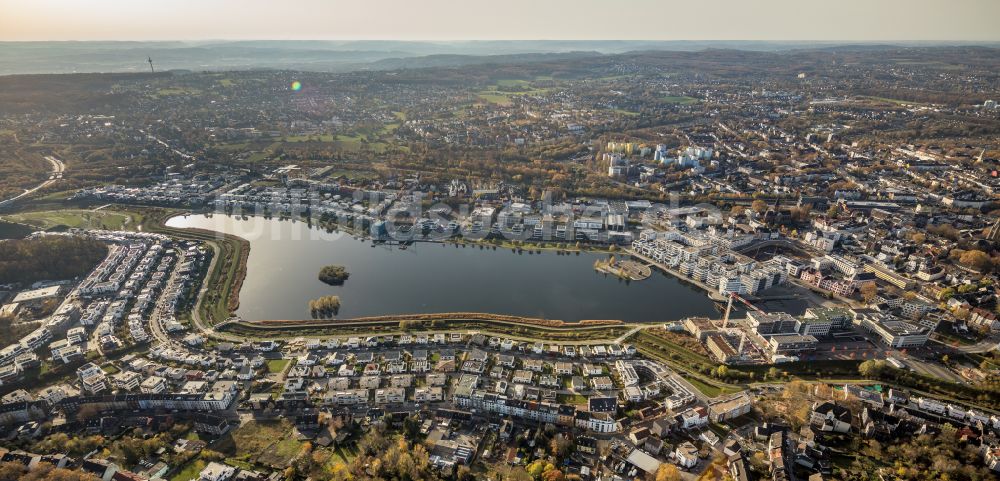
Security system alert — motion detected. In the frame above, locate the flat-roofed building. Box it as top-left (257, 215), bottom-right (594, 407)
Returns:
top-left (857, 313), bottom-right (929, 348)
top-left (708, 392), bottom-right (754, 422)
top-left (747, 311), bottom-right (799, 336)
top-left (615, 360), bottom-right (639, 386)
top-left (768, 334), bottom-right (818, 355)
top-left (11, 286), bottom-right (61, 305)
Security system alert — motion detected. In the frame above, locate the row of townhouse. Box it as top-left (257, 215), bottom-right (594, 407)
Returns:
top-left (77, 242), bottom-right (148, 298)
top-left (61, 381), bottom-right (239, 415)
top-left (214, 191), bottom-right (376, 227)
top-left (316, 385), bottom-right (447, 407)
top-left (0, 401), bottom-right (48, 426)
top-left (161, 246), bottom-right (206, 315)
top-left (455, 390), bottom-right (610, 430)
top-left (901, 394), bottom-right (1000, 429)
top-left (75, 177), bottom-right (221, 206)
top-left (79, 300), bottom-right (109, 326)
top-left (148, 343), bottom-right (262, 371)
top-left (127, 251), bottom-right (176, 343)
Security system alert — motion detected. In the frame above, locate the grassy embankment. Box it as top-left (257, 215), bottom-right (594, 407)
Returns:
top-left (220, 314), bottom-right (633, 342)
top-left (142, 209), bottom-right (249, 326)
top-left (628, 330), bottom-right (743, 397)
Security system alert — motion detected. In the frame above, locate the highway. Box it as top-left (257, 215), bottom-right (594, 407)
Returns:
top-left (0, 155), bottom-right (65, 208)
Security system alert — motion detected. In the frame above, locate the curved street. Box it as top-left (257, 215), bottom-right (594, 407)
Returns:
top-left (0, 155), bottom-right (64, 208)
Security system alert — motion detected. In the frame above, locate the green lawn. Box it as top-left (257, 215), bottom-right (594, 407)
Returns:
top-left (556, 393), bottom-right (588, 405)
top-left (661, 95), bottom-right (699, 105)
top-left (611, 108), bottom-right (639, 117)
top-left (477, 92), bottom-right (512, 105)
top-left (169, 458), bottom-right (207, 481)
top-left (221, 419), bottom-right (304, 468)
top-left (33, 188), bottom-right (79, 201)
top-left (1, 209), bottom-right (136, 230)
top-left (496, 79), bottom-right (531, 87)
top-left (325, 169), bottom-right (380, 181)
top-left (860, 96), bottom-right (921, 106)
top-left (156, 87), bottom-right (203, 97)
top-left (283, 134), bottom-right (335, 142)
top-left (327, 134), bottom-right (392, 153)
top-left (266, 359), bottom-right (291, 373)
top-left (327, 444), bottom-right (359, 466)
top-left (684, 376), bottom-right (740, 398)
top-left (378, 122), bottom-right (400, 135)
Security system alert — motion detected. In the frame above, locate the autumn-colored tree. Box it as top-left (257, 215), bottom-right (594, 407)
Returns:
top-left (655, 463), bottom-right (681, 481)
top-left (959, 249), bottom-right (991, 271)
top-left (541, 467), bottom-right (565, 481)
top-left (526, 460), bottom-right (550, 479)
top-left (0, 462), bottom-right (100, 481)
top-left (860, 282), bottom-right (879, 303)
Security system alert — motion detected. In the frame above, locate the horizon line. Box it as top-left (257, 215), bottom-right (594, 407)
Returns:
top-left (2, 39), bottom-right (1000, 44)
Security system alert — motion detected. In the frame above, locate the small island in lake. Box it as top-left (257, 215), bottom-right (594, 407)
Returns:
top-left (309, 295), bottom-right (341, 318)
top-left (318, 265), bottom-right (350, 285)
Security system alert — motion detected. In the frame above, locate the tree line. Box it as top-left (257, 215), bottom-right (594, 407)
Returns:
top-left (0, 236), bottom-right (107, 285)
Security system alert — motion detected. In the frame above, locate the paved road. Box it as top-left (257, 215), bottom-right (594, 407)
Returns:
top-left (933, 335), bottom-right (999, 354)
top-left (0, 155), bottom-right (64, 208)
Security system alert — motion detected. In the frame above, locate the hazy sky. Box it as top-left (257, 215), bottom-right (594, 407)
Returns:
top-left (3, 0), bottom-right (999, 42)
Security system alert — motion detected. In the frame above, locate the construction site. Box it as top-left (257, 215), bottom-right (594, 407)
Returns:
top-left (679, 292), bottom-right (866, 365)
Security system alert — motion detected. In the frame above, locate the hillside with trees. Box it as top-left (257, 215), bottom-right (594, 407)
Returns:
top-left (0, 236), bottom-right (107, 285)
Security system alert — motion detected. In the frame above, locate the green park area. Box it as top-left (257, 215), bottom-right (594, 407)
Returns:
top-left (661, 95), bottom-right (699, 104)
top-left (1, 208), bottom-right (139, 231)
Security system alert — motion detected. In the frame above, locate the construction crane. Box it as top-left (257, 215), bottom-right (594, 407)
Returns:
top-left (147, 57), bottom-right (155, 73)
top-left (722, 291), bottom-right (762, 327)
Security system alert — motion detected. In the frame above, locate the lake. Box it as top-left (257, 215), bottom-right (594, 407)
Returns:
top-left (165, 214), bottom-right (721, 322)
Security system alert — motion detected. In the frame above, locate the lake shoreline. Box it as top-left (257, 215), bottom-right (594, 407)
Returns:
top-left (166, 213), bottom-right (721, 323)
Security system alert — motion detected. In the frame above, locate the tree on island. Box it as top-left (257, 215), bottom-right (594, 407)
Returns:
top-left (318, 265), bottom-right (350, 285)
top-left (309, 295), bottom-right (341, 318)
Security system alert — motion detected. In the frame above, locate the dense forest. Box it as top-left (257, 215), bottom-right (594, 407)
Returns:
top-left (0, 236), bottom-right (107, 285)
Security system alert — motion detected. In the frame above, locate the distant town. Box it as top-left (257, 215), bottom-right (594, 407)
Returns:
top-left (0, 44), bottom-right (998, 481)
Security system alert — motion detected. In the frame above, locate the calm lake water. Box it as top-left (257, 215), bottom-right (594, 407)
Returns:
top-left (165, 214), bottom-right (721, 322)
